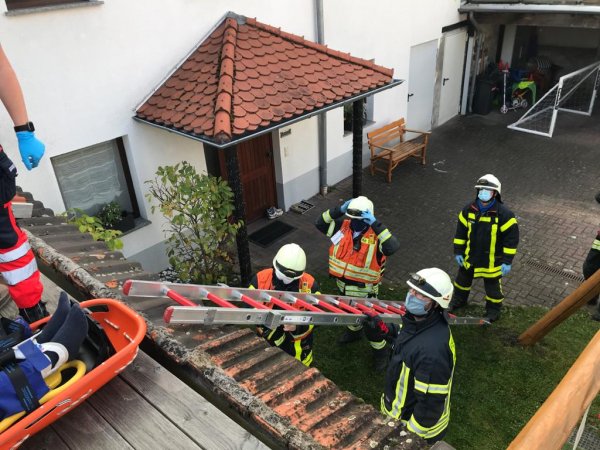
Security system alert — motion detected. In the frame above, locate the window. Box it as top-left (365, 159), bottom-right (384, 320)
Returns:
top-left (343, 95), bottom-right (374, 135)
top-left (52, 138), bottom-right (140, 233)
top-left (6, 0), bottom-right (90, 11)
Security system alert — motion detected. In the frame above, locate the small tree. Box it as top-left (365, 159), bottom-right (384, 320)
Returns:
top-left (146, 162), bottom-right (242, 284)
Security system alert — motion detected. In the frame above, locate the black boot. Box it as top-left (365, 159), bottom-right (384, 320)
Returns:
top-left (484, 303), bottom-right (501, 323)
top-left (373, 346), bottom-right (390, 372)
top-left (19, 301), bottom-right (49, 324)
top-left (338, 327), bottom-right (362, 344)
top-left (448, 295), bottom-right (468, 313)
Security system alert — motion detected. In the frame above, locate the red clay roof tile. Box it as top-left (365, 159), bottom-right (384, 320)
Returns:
top-left (136, 12), bottom-right (395, 145)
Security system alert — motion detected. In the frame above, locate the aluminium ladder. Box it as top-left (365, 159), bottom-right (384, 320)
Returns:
top-left (123, 280), bottom-right (489, 327)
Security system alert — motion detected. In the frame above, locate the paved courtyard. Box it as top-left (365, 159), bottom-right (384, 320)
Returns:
top-left (249, 109), bottom-right (599, 310)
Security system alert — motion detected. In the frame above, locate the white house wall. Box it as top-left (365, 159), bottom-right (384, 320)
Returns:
top-left (0, 0), bottom-right (462, 272)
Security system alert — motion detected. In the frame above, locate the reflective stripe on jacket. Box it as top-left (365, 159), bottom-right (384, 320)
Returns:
top-left (453, 201), bottom-right (519, 278)
top-left (382, 310), bottom-right (456, 442)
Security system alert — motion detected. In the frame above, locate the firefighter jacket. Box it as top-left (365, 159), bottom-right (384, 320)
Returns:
top-left (453, 199), bottom-right (519, 278)
top-left (0, 148), bottom-right (42, 308)
top-left (315, 205), bottom-right (399, 287)
top-left (583, 230), bottom-right (600, 280)
top-left (382, 309), bottom-right (456, 443)
top-left (249, 269), bottom-right (319, 367)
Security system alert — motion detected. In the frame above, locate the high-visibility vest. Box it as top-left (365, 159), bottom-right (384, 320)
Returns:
top-left (255, 269), bottom-right (315, 294)
top-left (328, 219), bottom-right (385, 285)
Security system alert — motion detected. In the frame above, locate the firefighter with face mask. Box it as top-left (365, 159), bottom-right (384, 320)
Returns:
top-left (449, 174), bottom-right (519, 322)
top-left (248, 243), bottom-right (319, 367)
top-left (315, 196), bottom-right (400, 371)
top-left (364, 268), bottom-right (456, 444)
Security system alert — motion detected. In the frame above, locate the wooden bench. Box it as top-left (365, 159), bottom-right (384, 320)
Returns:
top-left (367, 118), bottom-right (430, 183)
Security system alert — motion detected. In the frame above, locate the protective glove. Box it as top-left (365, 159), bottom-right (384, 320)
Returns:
top-left (16, 131), bottom-right (45, 170)
top-left (340, 199), bottom-right (352, 213)
top-left (363, 314), bottom-right (389, 342)
top-left (455, 255), bottom-right (465, 267)
top-left (501, 263), bottom-right (512, 276)
top-left (361, 210), bottom-right (376, 225)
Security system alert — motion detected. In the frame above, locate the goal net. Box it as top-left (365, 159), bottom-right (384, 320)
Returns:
top-left (508, 61), bottom-right (600, 137)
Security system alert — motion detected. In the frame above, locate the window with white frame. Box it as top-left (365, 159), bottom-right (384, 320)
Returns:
top-left (52, 138), bottom-right (140, 232)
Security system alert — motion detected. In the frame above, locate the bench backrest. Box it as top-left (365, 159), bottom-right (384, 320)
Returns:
top-left (367, 118), bottom-right (406, 150)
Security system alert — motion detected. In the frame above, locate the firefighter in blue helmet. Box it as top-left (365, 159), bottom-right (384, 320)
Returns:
top-left (365, 268), bottom-right (456, 443)
top-left (449, 174), bottom-right (519, 322)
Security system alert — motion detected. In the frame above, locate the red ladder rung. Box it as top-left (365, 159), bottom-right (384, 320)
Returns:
top-left (165, 289), bottom-right (196, 307)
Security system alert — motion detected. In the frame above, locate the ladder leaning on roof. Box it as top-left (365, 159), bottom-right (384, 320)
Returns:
top-left (123, 280), bottom-right (489, 327)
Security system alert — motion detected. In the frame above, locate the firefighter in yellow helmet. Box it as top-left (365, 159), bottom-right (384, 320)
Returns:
top-left (248, 243), bottom-right (319, 367)
top-left (364, 268), bottom-right (456, 444)
top-left (315, 196), bottom-right (399, 371)
top-left (449, 174), bottom-right (519, 322)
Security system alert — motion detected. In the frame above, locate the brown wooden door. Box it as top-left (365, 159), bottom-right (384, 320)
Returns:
top-left (219, 134), bottom-right (277, 223)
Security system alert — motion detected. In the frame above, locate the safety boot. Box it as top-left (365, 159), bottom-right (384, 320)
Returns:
top-left (19, 301), bottom-right (49, 324)
top-left (338, 327), bottom-right (362, 344)
top-left (447, 296), bottom-right (468, 313)
top-left (484, 305), bottom-right (501, 323)
top-left (373, 346), bottom-right (390, 372)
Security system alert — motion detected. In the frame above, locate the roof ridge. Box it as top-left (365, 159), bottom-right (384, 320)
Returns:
top-left (245, 16), bottom-right (394, 78)
top-left (213, 17), bottom-right (238, 144)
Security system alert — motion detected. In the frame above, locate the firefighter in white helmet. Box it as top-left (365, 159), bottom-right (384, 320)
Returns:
top-left (315, 196), bottom-right (399, 371)
top-left (364, 268), bottom-right (456, 443)
top-left (248, 243), bottom-right (319, 367)
top-left (449, 174), bottom-right (519, 322)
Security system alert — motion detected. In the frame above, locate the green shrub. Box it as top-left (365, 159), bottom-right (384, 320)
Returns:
top-left (64, 208), bottom-right (123, 251)
top-left (97, 201), bottom-right (123, 229)
top-left (145, 161), bottom-right (242, 284)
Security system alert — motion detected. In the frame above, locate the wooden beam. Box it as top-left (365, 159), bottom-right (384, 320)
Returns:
top-left (224, 145), bottom-right (252, 286)
top-left (352, 99), bottom-right (364, 197)
top-left (518, 269), bottom-right (600, 346)
top-left (508, 330), bottom-right (600, 450)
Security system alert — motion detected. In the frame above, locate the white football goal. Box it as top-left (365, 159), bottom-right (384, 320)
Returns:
top-left (508, 61), bottom-right (600, 138)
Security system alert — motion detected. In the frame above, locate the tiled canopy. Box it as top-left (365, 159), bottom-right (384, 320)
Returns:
top-left (135, 12), bottom-right (399, 146)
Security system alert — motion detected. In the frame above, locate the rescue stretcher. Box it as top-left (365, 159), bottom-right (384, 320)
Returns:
top-left (0, 298), bottom-right (147, 449)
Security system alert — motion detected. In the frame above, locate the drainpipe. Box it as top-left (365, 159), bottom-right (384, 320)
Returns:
top-left (467, 12), bottom-right (483, 114)
top-left (315, 0), bottom-right (328, 195)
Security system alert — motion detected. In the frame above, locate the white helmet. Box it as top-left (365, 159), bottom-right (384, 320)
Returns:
top-left (273, 243), bottom-right (306, 280)
top-left (346, 196), bottom-right (374, 219)
top-left (475, 174), bottom-right (501, 195)
top-left (406, 268), bottom-right (454, 309)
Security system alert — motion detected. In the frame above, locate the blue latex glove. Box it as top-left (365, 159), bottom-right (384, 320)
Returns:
top-left (455, 255), bottom-right (465, 267)
top-left (361, 210), bottom-right (376, 225)
top-left (340, 199), bottom-right (351, 213)
top-left (501, 263), bottom-right (512, 276)
top-left (16, 131), bottom-right (45, 170)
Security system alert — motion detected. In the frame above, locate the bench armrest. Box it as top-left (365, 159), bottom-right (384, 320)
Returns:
top-left (404, 128), bottom-right (431, 135)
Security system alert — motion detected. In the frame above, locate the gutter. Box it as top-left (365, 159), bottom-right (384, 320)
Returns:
top-left (315, 0), bottom-right (328, 196)
top-left (459, 3), bottom-right (600, 15)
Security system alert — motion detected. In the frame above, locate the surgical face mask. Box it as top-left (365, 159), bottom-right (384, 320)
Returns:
top-left (405, 292), bottom-right (429, 316)
top-left (274, 266), bottom-right (296, 285)
top-left (478, 189), bottom-right (493, 202)
top-left (350, 218), bottom-right (368, 232)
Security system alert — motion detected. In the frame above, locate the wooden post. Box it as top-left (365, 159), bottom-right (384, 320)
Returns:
top-left (352, 99), bottom-right (364, 198)
top-left (518, 269), bottom-right (600, 346)
top-left (507, 330), bottom-right (600, 450)
top-left (224, 145), bottom-right (252, 286)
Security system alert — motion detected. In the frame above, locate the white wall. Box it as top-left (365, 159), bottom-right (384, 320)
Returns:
top-left (0, 0), bottom-right (462, 269)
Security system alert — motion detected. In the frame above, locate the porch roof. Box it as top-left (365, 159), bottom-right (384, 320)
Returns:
top-left (459, 1), bottom-right (600, 14)
top-left (134, 12), bottom-right (402, 148)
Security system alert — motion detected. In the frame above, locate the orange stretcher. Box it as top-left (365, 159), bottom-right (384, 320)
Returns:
top-left (0, 298), bottom-right (147, 449)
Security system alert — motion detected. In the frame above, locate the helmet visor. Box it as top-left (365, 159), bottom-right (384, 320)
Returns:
top-left (274, 261), bottom-right (303, 280)
top-left (346, 208), bottom-right (364, 218)
top-left (407, 273), bottom-right (442, 299)
top-left (475, 178), bottom-right (499, 190)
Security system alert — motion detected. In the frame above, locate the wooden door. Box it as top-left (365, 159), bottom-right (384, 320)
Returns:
top-left (219, 134), bottom-right (277, 223)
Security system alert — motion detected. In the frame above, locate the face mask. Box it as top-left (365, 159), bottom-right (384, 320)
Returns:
top-left (350, 218), bottom-right (368, 232)
top-left (478, 189), bottom-right (493, 202)
top-left (274, 267), bottom-right (295, 285)
top-left (405, 293), bottom-right (429, 316)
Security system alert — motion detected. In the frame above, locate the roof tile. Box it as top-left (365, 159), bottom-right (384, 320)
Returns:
top-left (136, 13), bottom-right (395, 145)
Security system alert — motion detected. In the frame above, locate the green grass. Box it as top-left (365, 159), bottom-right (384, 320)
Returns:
top-left (312, 277), bottom-right (600, 450)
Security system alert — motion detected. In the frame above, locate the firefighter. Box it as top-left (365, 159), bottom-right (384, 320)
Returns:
top-left (315, 196), bottom-right (399, 371)
top-left (584, 194), bottom-right (600, 321)
top-left (248, 243), bottom-right (319, 367)
top-left (0, 44), bottom-right (47, 323)
top-left (365, 268), bottom-right (456, 444)
top-left (448, 174), bottom-right (519, 322)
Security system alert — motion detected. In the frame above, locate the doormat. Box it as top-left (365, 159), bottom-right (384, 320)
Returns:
top-left (249, 221), bottom-right (296, 248)
top-left (290, 200), bottom-right (315, 215)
